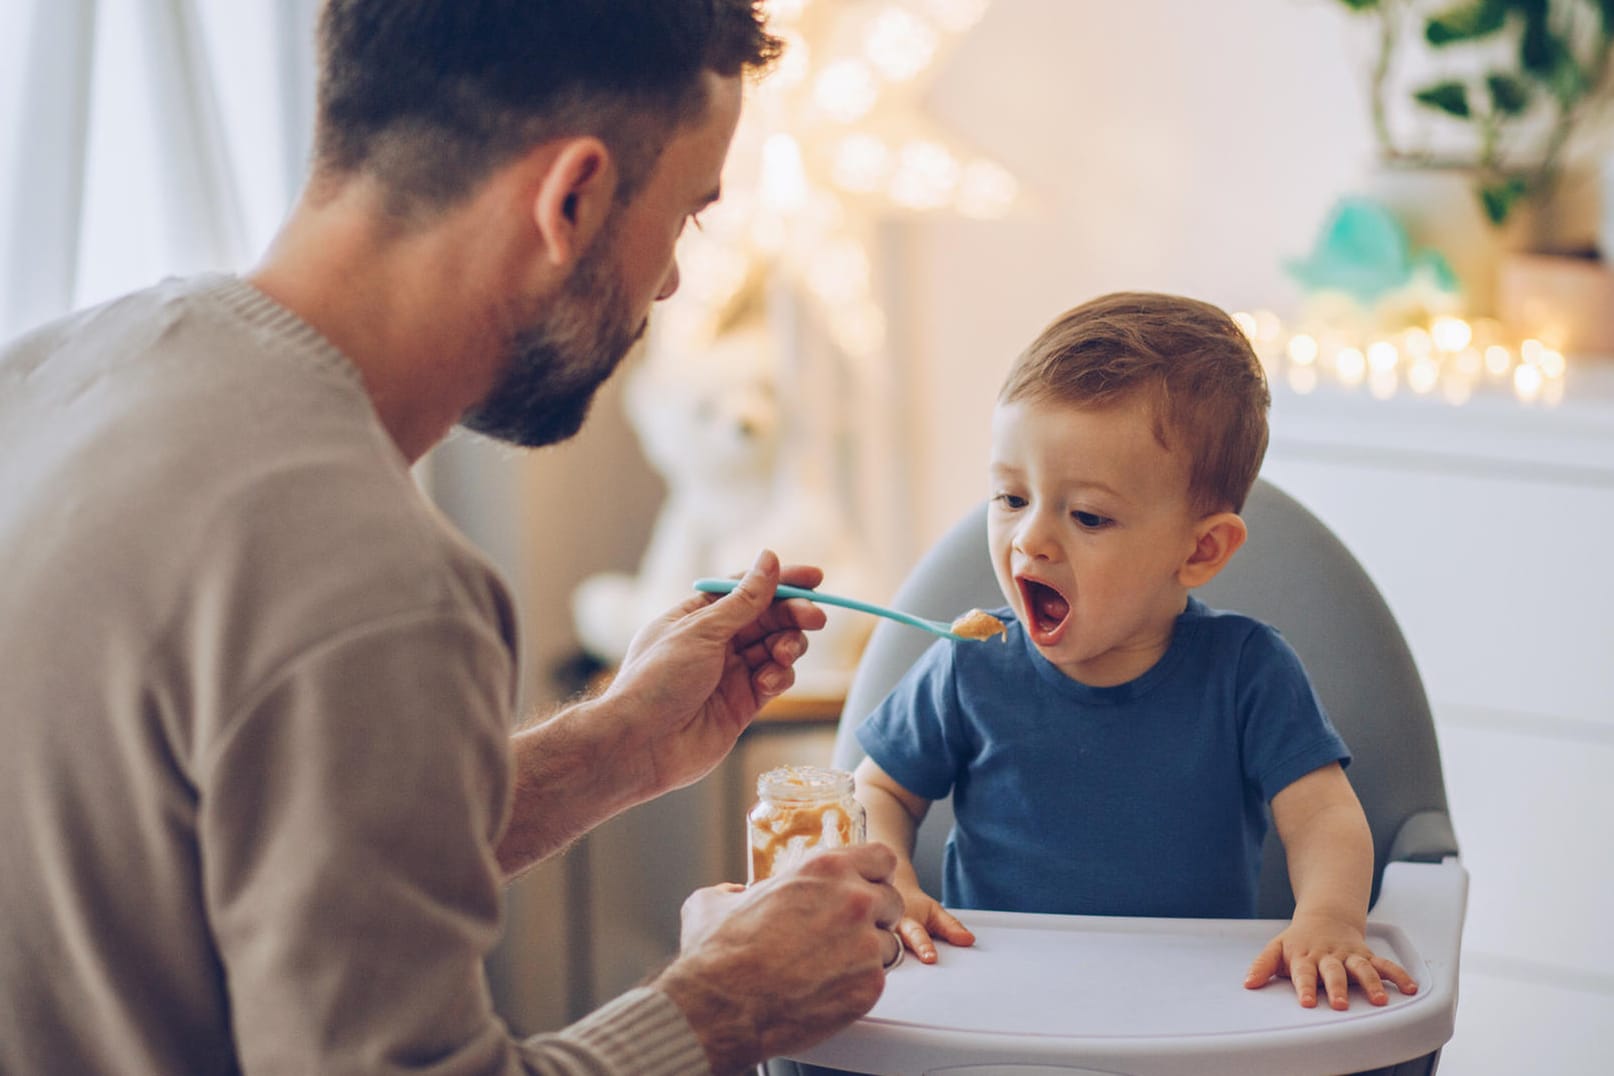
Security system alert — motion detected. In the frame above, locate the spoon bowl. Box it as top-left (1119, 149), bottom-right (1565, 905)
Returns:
top-left (692, 579), bottom-right (1005, 642)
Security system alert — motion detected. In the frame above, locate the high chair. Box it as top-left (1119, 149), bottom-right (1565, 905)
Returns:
top-left (771, 478), bottom-right (1465, 1076)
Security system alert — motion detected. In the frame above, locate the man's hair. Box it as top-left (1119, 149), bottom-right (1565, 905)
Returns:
top-left (998, 291), bottom-right (1271, 514)
top-left (313, 1), bottom-right (781, 223)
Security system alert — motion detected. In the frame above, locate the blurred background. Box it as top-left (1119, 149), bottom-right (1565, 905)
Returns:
top-left (4, 1), bottom-right (1611, 1070)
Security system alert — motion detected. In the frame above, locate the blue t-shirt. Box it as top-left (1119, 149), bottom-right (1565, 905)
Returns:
top-left (855, 596), bottom-right (1348, 919)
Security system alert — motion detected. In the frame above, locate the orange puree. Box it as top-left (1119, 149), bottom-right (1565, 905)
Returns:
top-left (950, 608), bottom-right (1007, 640)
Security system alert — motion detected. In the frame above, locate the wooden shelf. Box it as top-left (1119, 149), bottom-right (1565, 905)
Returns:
top-left (756, 691), bottom-right (845, 724)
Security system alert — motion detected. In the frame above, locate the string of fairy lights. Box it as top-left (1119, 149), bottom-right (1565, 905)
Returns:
top-left (1229, 310), bottom-right (1570, 407)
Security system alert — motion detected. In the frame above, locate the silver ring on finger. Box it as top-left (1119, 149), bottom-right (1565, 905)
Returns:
top-left (882, 928), bottom-right (904, 971)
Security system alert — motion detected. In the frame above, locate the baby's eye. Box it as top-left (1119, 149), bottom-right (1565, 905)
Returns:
top-left (993, 492), bottom-right (1027, 510)
top-left (1073, 510), bottom-right (1112, 529)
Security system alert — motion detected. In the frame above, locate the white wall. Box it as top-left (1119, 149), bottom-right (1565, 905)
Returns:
top-left (897, 1), bottom-right (1375, 545)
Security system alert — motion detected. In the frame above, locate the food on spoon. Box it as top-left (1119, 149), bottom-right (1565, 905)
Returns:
top-left (949, 608), bottom-right (1007, 640)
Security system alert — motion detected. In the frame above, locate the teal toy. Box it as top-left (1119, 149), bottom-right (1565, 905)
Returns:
top-left (1286, 197), bottom-right (1459, 305)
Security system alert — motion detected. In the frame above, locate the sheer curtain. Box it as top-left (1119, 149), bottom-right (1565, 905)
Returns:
top-left (0, 0), bottom-right (320, 341)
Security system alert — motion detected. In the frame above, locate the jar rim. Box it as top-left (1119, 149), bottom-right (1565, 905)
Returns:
top-left (756, 764), bottom-right (854, 802)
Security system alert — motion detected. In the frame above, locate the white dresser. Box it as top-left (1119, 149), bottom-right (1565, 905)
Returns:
top-left (1259, 363), bottom-right (1614, 1074)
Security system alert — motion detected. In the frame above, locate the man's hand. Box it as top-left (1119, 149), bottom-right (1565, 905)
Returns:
top-left (495, 551), bottom-right (825, 879)
top-left (1244, 909), bottom-right (1419, 1009)
top-left (656, 844), bottom-right (904, 1075)
top-left (604, 549), bottom-right (828, 800)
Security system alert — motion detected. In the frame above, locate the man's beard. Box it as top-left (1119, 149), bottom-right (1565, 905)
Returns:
top-left (460, 222), bottom-right (646, 448)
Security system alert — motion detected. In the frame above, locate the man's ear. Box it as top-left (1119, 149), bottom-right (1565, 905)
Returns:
top-left (530, 137), bottom-right (616, 268)
top-left (1178, 511), bottom-right (1247, 589)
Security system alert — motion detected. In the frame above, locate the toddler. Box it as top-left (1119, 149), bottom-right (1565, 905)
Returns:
top-left (855, 292), bottom-right (1417, 1010)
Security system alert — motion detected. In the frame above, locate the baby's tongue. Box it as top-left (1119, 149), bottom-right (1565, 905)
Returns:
top-left (1035, 588), bottom-right (1069, 626)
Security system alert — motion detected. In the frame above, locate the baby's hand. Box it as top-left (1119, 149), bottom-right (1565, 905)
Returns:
top-left (894, 884), bottom-right (975, 964)
top-left (1244, 911), bottom-right (1418, 1010)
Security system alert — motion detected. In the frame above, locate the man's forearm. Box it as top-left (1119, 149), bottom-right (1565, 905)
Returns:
top-left (496, 698), bottom-right (650, 880)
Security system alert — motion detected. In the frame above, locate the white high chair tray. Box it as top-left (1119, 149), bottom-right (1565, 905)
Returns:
top-left (790, 907), bottom-right (1450, 1076)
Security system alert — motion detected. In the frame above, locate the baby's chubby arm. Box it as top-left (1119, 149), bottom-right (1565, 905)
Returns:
top-left (1245, 762), bottom-right (1419, 1009)
top-left (853, 757), bottom-right (976, 963)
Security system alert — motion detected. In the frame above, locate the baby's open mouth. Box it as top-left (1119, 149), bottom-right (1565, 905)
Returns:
top-left (1018, 577), bottom-right (1070, 641)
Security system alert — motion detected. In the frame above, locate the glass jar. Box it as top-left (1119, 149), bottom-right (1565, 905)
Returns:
top-left (747, 765), bottom-right (866, 884)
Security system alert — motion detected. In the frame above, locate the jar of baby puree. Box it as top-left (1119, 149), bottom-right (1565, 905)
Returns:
top-left (747, 765), bottom-right (866, 884)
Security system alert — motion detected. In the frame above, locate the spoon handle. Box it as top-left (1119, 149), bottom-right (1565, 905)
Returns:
top-left (691, 578), bottom-right (957, 638)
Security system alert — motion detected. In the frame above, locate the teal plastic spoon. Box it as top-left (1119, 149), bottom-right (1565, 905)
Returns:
top-left (692, 578), bottom-right (1006, 642)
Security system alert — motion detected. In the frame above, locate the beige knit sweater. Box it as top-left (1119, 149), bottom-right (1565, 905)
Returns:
top-left (0, 277), bottom-right (709, 1074)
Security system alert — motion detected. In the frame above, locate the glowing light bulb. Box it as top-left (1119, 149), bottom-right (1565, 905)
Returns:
top-left (760, 134), bottom-right (810, 212)
top-left (866, 7), bottom-right (939, 82)
top-left (1232, 312), bottom-right (1258, 341)
top-left (888, 140), bottom-right (960, 209)
top-left (1521, 338), bottom-right (1547, 366)
top-left (1408, 357), bottom-right (1439, 394)
top-left (1337, 345), bottom-right (1366, 384)
top-left (1287, 334), bottom-right (1319, 366)
top-left (1431, 316), bottom-right (1472, 352)
top-left (1514, 363), bottom-right (1544, 401)
top-left (915, 0), bottom-right (990, 31)
top-left (1540, 349), bottom-right (1566, 379)
top-left (832, 134), bottom-right (891, 193)
top-left (1367, 340), bottom-right (1399, 372)
top-left (1484, 345), bottom-right (1512, 375)
top-left (954, 158), bottom-right (1018, 218)
top-left (814, 60), bottom-right (878, 123)
top-left (1253, 310), bottom-right (1283, 344)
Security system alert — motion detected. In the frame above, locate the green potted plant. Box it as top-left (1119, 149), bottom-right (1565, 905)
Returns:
top-left (1338, 0), bottom-right (1614, 229)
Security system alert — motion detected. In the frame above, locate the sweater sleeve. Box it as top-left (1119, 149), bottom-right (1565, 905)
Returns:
top-left (197, 612), bottom-right (709, 1075)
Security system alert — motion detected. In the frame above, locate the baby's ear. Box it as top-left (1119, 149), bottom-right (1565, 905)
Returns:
top-left (1178, 511), bottom-right (1247, 588)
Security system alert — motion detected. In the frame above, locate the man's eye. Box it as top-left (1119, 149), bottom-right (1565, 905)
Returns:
top-left (1073, 511), bottom-right (1111, 528)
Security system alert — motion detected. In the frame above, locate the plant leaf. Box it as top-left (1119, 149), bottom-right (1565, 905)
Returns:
top-left (1486, 72), bottom-right (1531, 115)
top-left (1336, 0), bottom-right (1381, 9)
top-left (1519, 5), bottom-right (1555, 75)
top-left (1478, 176), bottom-right (1529, 225)
top-left (1414, 80), bottom-right (1473, 117)
top-left (1425, 0), bottom-right (1509, 45)
top-left (1549, 43), bottom-right (1587, 104)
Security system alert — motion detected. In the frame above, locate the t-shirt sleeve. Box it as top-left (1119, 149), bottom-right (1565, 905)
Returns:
top-left (854, 640), bottom-right (969, 802)
top-left (1236, 623), bottom-right (1352, 804)
top-left (198, 613), bottom-right (707, 1075)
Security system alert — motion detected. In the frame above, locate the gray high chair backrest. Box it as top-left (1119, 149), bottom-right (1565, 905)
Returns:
top-left (831, 477), bottom-right (1458, 915)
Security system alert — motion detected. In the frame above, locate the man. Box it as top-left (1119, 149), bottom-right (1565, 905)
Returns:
top-left (0, 2), bottom-right (903, 1074)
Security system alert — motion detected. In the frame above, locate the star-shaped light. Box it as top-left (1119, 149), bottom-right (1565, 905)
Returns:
top-left (656, 0), bottom-right (1018, 365)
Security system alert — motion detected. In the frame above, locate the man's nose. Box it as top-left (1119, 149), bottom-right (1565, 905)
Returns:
top-left (656, 259), bottom-right (681, 302)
